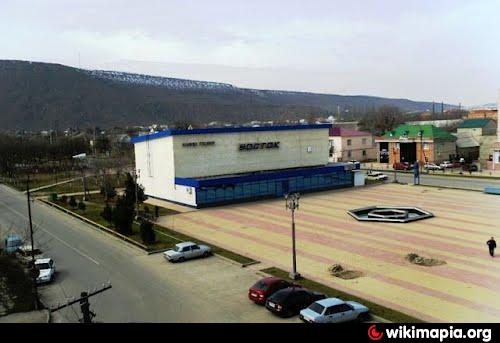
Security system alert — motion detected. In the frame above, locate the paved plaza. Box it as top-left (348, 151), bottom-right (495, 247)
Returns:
top-left (162, 183), bottom-right (500, 322)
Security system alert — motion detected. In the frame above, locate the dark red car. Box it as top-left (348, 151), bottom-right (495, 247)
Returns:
top-left (248, 277), bottom-right (298, 304)
top-left (393, 162), bottom-right (412, 170)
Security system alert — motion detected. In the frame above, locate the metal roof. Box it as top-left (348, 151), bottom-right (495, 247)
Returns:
top-left (458, 119), bottom-right (494, 129)
top-left (131, 124), bottom-right (330, 143)
top-left (380, 124), bottom-right (456, 141)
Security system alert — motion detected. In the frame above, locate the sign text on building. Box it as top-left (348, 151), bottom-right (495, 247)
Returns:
top-left (182, 141), bottom-right (215, 147)
top-left (239, 142), bottom-right (280, 151)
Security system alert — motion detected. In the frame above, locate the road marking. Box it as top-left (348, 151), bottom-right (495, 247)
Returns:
top-left (0, 197), bottom-right (100, 265)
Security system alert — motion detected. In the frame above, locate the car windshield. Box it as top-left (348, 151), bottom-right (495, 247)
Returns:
top-left (35, 263), bottom-right (50, 270)
top-left (252, 280), bottom-right (269, 290)
top-left (174, 245), bottom-right (187, 252)
top-left (308, 303), bottom-right (325, 314)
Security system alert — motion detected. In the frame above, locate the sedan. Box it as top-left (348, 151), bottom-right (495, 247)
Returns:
top-left (248, 277), bottom-right (299, 304)
top-left (439, 161), bottom-right (454, 169)
top-left (424, 163), bottom-right (442, 171)
top-left (393, 162), bottom-right (412, 170)
top-left (163, 241), bottom-right (212, 262)
top-left (299, 298), bottom-right (370, 323)
top-left (34, 258), bottom-right (56, 284)
top-left (366, 171), bottom-right (388, 181)
top-left (265, 287), bottom-right (326, 317)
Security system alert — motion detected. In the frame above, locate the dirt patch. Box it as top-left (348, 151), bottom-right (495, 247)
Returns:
top-left (406, 253), bottom-right (446, 267)
top-left (328, 264), bottom-right (364, 280)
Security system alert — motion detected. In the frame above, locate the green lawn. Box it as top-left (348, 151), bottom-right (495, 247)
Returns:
top-left (49, 194), bottom-right (257, 264)
top-left (261, 267), bottom-right (424, 323)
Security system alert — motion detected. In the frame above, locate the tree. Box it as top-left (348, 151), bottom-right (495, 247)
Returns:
top-left (124, 172), bottom-right (146, 208)
top-left (100, 202), bottom-right (113, 223)
top-left (69, 196), bottom-right (77, 209)
top-left (359, 105), bottom-right (404, 136)
top-left (78, 201), bottom-right (86, 211)
top-left (100, 180), bottom-right (116, 201)
top-left (112, 196), bottom-right (134, 235)
top-left (139, 220), bottom-right (156, 244)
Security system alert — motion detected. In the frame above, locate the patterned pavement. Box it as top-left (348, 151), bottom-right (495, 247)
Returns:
top-left (162, 184), bottom-right (500, 322)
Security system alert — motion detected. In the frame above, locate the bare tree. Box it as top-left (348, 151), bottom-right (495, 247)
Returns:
top-left (359, 105), bottom-right (404, 136)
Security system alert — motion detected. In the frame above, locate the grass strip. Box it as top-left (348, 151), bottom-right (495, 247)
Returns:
top-left (261, 266), bottom-right (424, 323)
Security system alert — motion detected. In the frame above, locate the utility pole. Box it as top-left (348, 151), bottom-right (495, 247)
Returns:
top-left (49, 283), bottom-right (112, 323)
top-left (26, 175), bottom-right (39, 310)
top-left (285, 193), bottom-right (301, 280)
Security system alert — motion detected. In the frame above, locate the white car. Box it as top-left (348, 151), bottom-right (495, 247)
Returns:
top-left (34, 258), bottom-right (56, 284)
top-left (439, 161), bottom-right (453, 169)
top-left (163, 242), bottom-right (212, 262)
top-left (299, 298), bottom-right (370, 323)
top-left (366, 171), bottom-right (388, 181)
top-left (424, 163), bottom-right (442, 171)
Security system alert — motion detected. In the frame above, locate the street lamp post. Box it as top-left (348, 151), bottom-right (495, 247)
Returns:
top-left (134, 169), bottom-right (140, 219)
top-left (285, 193), bottom-right (301, 280)
top-left (72, 153), bottom-right (88, 201)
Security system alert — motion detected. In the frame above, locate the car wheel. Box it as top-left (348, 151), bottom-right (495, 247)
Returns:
top-left (357, 312), bottom-right (370, 322)
top-left (178, 257), bottom-right (185, 263)
top-left (202, 251), bottom-right (210, 258)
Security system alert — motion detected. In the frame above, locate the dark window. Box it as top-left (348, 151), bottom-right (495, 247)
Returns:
top-left (363, 150), bottom-right (366, 156)
top-left (347, 139), bottom-right (352, 146)
top-left (192, 245), bottom-right (200, 250)
top-left (308, 303), bottom-right (325, 315)
top-left (325, 304), bottom-right (345, 315)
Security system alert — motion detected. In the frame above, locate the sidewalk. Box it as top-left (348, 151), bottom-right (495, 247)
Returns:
top-left (23, 177), bottom-right (81, 193)
top-left (361, 162), bottom-right (500, 178)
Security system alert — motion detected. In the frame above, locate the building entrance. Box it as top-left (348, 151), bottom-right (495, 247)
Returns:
top-left (400, 143), bottom-right (417, 164)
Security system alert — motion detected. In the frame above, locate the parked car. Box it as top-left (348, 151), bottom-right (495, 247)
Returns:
top-left (424, 163), bottom-right (442, 171)
top-left (34, 258), bottom-right (56, 284)
top-left (16, 245), bottom-right (43, 266)
top-left (299, 298), bottom-right (370, 323)
top-left (439, 161), bottom-right (454, 169)
top-left (163, 241), bottom-right (212, 262)
top-left (393, 162), bottom-right (412, 170)
top-left (248, 277), bottom-right (299, 304)
top-left (366, 171), bottom-right (388, 181)
top-left (265, 287), bottom-right (326, 317)
top-left (3, 234), bottom-right (23, 254)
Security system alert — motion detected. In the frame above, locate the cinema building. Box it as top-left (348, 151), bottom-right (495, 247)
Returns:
top-left (132, 124), bottom-right (360, 208)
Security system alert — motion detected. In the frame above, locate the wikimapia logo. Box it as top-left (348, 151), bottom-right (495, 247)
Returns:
top-left (368, 325), bottom-right (492, 342)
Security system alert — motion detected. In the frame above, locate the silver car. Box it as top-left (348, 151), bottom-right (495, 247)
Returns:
top-left (299, 298), bottom-right (369, 323)
top-left (163, 241), bottom-right (212, 262)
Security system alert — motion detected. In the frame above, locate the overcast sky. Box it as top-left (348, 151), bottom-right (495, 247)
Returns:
top-left (2, 0), bottom-right (499, 105)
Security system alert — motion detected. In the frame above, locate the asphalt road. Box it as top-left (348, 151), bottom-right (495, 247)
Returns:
top-left (0, 185), bottom-right (297, 323)
top-left (377, 171), bottom-right (500, 191)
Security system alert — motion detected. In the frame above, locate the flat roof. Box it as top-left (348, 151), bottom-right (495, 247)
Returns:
top-left (131, 124), bottom-right (330, 144)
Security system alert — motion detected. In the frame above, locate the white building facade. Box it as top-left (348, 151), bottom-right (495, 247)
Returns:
top-left (132, 124), bottom-right (359, 207)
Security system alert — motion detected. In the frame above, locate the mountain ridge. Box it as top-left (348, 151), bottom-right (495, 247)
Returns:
top-left (0, 60), bottom-right (457, 130)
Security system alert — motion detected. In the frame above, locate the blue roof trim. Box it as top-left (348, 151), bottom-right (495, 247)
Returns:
top-left (175, 164), bottom-right (356, 188)
top-left (131, 124), bottom-right (330, 143)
